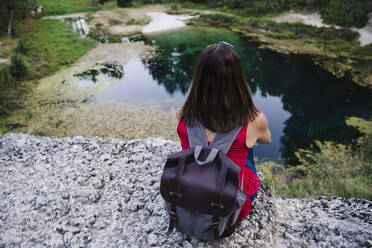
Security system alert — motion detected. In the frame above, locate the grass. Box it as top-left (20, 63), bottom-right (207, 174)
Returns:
top-left (0, 38), bottom-right (17, 58)
top-left (0, 121), bottom-right (9, 134)
top-left (193, 14), bottom-right (360, 42)
top-left (127, 17), bottom-right (149, 25)
top-left (22, 101), bottom-right (178, 141)
top-left (181, 2), bottom-right (284, 18)
top-left (17, 19), bottom-right (96, 79)
top-left (38, 0), bottom-right (117, 17)
top-left (257, 117), bottom-right (372, 200)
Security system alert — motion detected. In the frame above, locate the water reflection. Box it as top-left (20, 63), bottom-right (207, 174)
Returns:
top-left (143, 48), bottom-right (193, 95)
top-left (142, 27), bottom-right (372, 163)
top-left (64, 26), bottom-right (372, 162)
top-left (72, 63), bottom-right (124, 87)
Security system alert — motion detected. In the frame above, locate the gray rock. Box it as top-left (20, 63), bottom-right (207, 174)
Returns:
top-left (0, 133), bottom-right (371, 247)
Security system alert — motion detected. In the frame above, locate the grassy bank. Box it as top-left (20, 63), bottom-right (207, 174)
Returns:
top-left (38, 0), bottom-right (117, 17)
top-left (18, 19), bottom-right (96, 79)
top-left (0, 16), bottom-right (97, 129)
top-left (258, 117), bottom-right (372, 200)
top-left (182, 0), bottom-right (372, 27)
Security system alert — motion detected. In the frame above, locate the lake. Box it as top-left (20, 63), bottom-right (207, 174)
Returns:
top-left (66, 26), bottom-right (372, 163)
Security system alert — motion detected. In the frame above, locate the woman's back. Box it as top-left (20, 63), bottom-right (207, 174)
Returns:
top-left (176, 42), bottom-right (271, 221)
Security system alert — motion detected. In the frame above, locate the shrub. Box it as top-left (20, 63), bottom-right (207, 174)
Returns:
top-left (31, 129), bottom-right (47, 136)
top-left (14, 39), bottom-right (30, 55)
top-left (322, 0), bottom-right (370, 28)
top-left (257, 117), bottom-right (372, 200)
top-left (117, 0), bottom-right (132, 7)
top-left (98, 0), bottom-right (109, 4)
top-left (10, 55), bottom-right (28, 79)
top-left (0, 66), bottom-right (13, 116)
top-left (197, 13), bottom-right (241, 26)
top-left (0, 122), bottom-right (8, 134)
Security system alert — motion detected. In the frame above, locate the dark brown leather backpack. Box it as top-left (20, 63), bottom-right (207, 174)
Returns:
top-left (160, 121), bottom-right (247, 245)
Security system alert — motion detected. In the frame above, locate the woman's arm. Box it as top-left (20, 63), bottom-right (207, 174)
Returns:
top-left (246, 111), bottom-right (271, 147)
top-left (256, 112), bottom-right (271, 144)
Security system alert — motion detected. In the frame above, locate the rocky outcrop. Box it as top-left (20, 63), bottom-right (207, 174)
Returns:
top-left (0, 134), bottom-right (371, 247)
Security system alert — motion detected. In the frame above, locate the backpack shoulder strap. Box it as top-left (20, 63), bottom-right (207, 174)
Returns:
top-left (187, 120), bottom-right (242, 154)
top-left (210, 125), bottom-right (242, 154)
top-left (186, 120), bottom-right (208, 148)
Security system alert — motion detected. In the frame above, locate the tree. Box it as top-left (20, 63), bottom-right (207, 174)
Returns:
top-left (117, 0), bottom-right (132, 7)
top-left (6, 0), bottom-right (35, 38)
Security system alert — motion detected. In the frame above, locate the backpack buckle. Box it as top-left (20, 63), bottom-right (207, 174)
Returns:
top-left (212, 221), bottom-right (220, 227)
top-left (169, 191), bottom-right (182, 198)
top-left (210, 202), bottom-right (224, 209)
top-left (169, 210), bottom-right (177, 220)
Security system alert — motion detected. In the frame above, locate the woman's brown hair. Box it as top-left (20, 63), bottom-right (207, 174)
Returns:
top-left (180, 43), bottom-right (259, 133)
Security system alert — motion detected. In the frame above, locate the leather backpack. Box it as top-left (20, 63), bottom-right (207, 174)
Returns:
top-left (160, 121), bottom-right (247, 245)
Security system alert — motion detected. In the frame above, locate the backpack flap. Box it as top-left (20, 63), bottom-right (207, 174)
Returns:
top-left (160, 146), bottom-right (241, 217)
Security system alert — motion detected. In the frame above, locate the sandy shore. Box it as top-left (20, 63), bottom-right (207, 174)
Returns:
top-left (142, 12), bottom-right (196, 34)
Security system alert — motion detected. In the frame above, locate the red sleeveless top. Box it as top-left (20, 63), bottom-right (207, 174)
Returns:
top-left (177, 119), bottom-right (260, 221)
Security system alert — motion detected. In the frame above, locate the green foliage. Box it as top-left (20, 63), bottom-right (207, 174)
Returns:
top-left (14, 39), bottom-right (30, 55)
top-left (346, 117), bottom-right (372, 160)
top-left (325, 40), bottom-right (372, 57)
top-left (38, 0), bottom-right (111, 17)
top-left (0, 122), bottom-right (9, 134)
top-left (184, 0), bottom-right (371, 27)
top-left (247, 20), bottom-right (359, 41)
top-left (31, 129), bottom-right (47, 136)
top-left (0, 66), bottom-right (14, 116)
top-left (127, 18), bottom-right (136, 25)
top-left (55, 120), bottom-right (63, 128)
top-left (194, 13), bottom-right (241, 27)
top-left (10, 54), bottom-right (28, 79)
top-left (171, 3), bottom-right (180, 13)
top-left (25, 110), bottom-right (33, 119)
top-left (126, 18), bottom-right (148, 25)
top-left (184, 0), bottom-right (329, 16)
top-left (194, 14), bottom-right (359, 41)
top-left (117, 0), bottom-right (132, 7)
top-left (97, 0), bottom-right (110, 4)
top-left (322, 0), bottom-right (371, 28)
top-left (19, 19), bottom-right (96, 79)
top-left (258, 117), bottom-right (372, 200)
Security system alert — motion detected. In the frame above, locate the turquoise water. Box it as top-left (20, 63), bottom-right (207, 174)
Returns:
top-left (69, 27), bottom-right (372, 163)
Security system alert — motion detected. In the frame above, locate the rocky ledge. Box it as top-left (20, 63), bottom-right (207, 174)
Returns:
top-left (0, 134), bottom-right (371, 248)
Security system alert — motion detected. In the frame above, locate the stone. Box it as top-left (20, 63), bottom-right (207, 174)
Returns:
top-left (0, 133), bottom-right (371, 248)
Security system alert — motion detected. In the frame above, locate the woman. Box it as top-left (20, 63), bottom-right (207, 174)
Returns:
top-left (176, 42), bottom-right (271, 221)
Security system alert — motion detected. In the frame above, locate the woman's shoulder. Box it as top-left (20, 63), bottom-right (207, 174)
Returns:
top-left (176, 106), bottom-right (183, 121)
top-left (250, 111), bottom-right (268, 131)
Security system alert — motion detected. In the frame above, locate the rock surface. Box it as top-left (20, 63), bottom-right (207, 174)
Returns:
top-left (0, 134), bottom-right (371, 247)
